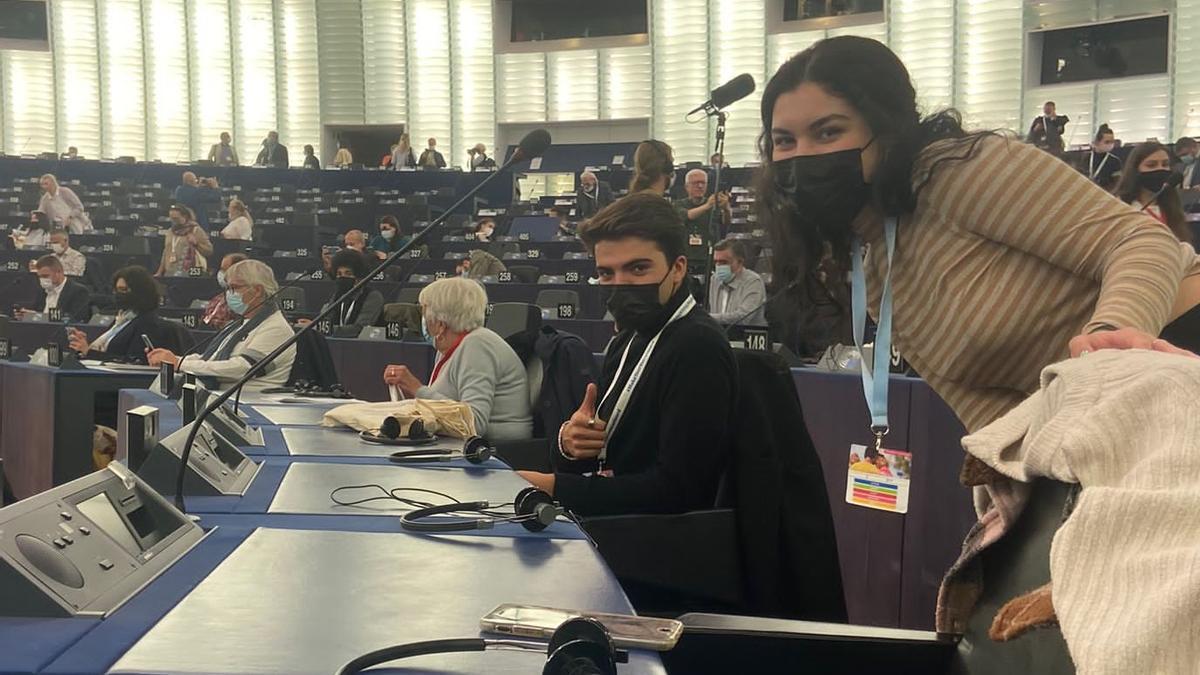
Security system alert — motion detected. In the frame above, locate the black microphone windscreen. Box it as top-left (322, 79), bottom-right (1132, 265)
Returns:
top-left (515, 129), bottom-right (552, 161)
top-left (711, 74), bottom-right (756, 110)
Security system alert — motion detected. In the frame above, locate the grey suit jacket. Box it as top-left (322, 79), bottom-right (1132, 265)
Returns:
top-left (708, 268), bottom-right (767, 326)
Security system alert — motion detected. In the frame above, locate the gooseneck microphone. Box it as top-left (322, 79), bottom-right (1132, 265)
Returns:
top-left (169, 129), bottom-right (554, 511)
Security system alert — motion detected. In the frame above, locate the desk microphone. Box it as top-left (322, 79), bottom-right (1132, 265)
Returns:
top-left (169, 128), bottom-right (554, 512)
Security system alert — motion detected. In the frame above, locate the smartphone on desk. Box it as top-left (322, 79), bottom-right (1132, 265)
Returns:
top-left (479, 603), bottom-right (682, 651)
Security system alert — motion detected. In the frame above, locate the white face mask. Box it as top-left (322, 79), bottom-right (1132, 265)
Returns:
top-left (51, 243), bottom-right (65, 255)
top-left (39, 277), bottom-right (54, 291)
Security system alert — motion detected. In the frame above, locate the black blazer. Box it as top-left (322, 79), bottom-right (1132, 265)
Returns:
top-left (419, 149), bottom-right (446, 169)
top-left (85, 311), bottom-right (175, 364)
top-left (38, 279), bottom-right (92, 322)
top-left (576, 183), bottom-right (614, 219)
top-left (256, 144), bottom-right (290, 168)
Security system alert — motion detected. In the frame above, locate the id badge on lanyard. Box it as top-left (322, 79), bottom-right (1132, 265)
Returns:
top-left (847, 217), bottom-right (913, 514)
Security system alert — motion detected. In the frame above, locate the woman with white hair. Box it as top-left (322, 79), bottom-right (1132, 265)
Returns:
top-left (37, 174), bottom-right (93, 234)
top-left (147, 259), bottom-right (295, 389)
top-left (382, 277), bottom-right (532, 441)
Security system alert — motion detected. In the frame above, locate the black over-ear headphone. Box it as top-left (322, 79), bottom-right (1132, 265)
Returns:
top-left (400, 486), bottom-right (563, 533)
top-left (336, 616), bottom-right (626, 675)
top-left (641, 139), bottom-right (674, 177)
top-left (388, 435), bottom-right (493, 465)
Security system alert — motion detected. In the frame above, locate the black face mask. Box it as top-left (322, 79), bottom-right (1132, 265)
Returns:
top-left (335, 276), bottom-right (356, 295)
top-left (772, 143), bottom-right (873, 237)
top-left (1138, 169), bottom-right (1172, 193)
top-left (114, 291), bottom-right (133, 310)
top-left (602, 273), bottom-right (673, 333)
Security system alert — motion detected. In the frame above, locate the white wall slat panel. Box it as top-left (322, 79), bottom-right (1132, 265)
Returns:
top-left (2, 51), bottom-right (55, 155)
top-left (187, 0), bottom-right (234, 162)
top-left (711, 0), bottom-right (765, 166)
top-left (890, 0), bottom-right (955, 114)
top-left (498, 52), bottom-right (546, 123)
top-left (361, 0), bottom-right (406, 125)
top-left (1176, 0), bottom-right (1200, 139)
top-left (450, 0), bottom-right (495, 157)
top-left (600, 46), bottom-right (651, 120)
top-left (955, 0), bottom-right (1023, 132)
top-left (548, 50), bottom-right (599, 122)
top-left (407, 0), bottom-right (453, 164)
top-left (51, 0), bottom-right (102, 157)
top-left (98, 0), bottom-right (146, 159)
top-left (232, 0), bottom-right (279, 164)
top-left (1098, 76), bottom-right (1170, 143)
top-left (149, 0), bottom-right (191, 161)
top-left (652, 0), bottom-right (709, 163)
top-left (276, 0), bottom-right (322, 158)
top-left (317, 0), bottom-right (364, 125)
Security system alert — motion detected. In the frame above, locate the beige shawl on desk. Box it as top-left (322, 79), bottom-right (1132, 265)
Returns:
top-left (961, 350), bottom-right (1200, 675)
top-left (323, 399), bottom-right (477, 439)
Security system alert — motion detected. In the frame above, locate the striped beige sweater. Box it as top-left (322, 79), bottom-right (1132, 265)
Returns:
top-left (857, 134), bottom-right (1199, 439)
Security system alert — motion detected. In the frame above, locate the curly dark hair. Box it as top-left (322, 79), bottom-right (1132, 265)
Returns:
top-left (112, 265), bottom-right (161, 313)
top-left (330, 249), bottom-right (369, 279)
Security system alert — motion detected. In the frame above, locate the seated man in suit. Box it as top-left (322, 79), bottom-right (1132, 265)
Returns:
top-left (576, 171), bottom-right (613, 219)
top-left (419, 138), bottom-right (447, 169)
top-left (708, 239), bottom-right (767, 326)
top-left (517, 192), bottom-right (737, 516)
top-left (18, 255), bottom-right (92, 322)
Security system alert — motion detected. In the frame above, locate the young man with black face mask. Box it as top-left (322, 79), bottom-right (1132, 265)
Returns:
top-left (516, 192), bottom-right (737, 516)
top-left (296, 249), bottom-right (384, 337)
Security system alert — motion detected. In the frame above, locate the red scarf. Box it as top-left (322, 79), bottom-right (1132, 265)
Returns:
top-left (428, 332), bottom-right (469, 385)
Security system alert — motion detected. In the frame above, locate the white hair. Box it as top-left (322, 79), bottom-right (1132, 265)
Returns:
top-left (39, 173), bottom-right (60, 190)
top-left (227, 259), bottom-right (279, 296)
top-left (686, 168), bottom-right (708, 184)
top-left (419, 277), bottom-right (487, 333)
top-left (580, 170), bottom-right (597, 181)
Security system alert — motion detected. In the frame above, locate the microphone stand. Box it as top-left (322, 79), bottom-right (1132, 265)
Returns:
top-left (169, 142), bottom-right (544, 512)
top-left (700, 111), bottom-right (727, 311)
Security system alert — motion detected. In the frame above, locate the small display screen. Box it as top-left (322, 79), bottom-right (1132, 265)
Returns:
top-left (77, 492), bottom-right (141, 556)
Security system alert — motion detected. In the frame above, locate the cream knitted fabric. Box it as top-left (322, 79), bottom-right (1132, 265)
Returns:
top-left (962, 349), bottom-right (1200, 675)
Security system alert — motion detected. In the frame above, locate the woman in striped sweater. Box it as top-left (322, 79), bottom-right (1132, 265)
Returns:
top-left (758, 36), bottom-right (1199, 636)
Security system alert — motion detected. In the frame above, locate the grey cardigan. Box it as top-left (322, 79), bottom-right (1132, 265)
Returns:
top-left (415, 327), bottom-right (533, 442)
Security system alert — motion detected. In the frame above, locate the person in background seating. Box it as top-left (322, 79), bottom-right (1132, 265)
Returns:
top-left (11, 210), bottom-right (52, 250)
top-left (204, 253), bottom-right (248, 330)
top-left (68, 266), bottom-right (171, 363)
top-left (38, 173), bottom-right (92, 234)
top-left (147, 259), bottom-right (295, 390)
top-left (156, 205), bottom-right (213, 277)
top-left (298, 250), bottom-right (383, 338)
top-left (18, 256), bottom-right (92, 322)
top-left (221, 199), bottom-right (253, 241)
top-left (1175, 137), bottom-right (1200, 190)
top-left (419, 138), bottom-right (446, 169)
top-left (61, 146), bottom-right (80, 160)
top-left (369, 215), bottom-right (410, 261)
top-left (1082, 124), bottom-right (1120, 190)
top-left (381, 277), bottom-right (532, 441)
top-left (392, 134), bottom-right (417, 169)
top-left (516, 192), bottom-right (737, 516)
top-left (343, 229), bottom-right (368, 255)
top-left (333, 139), bottom-right (354, 168)
top-left (208, 131), bottom-right (239, 166)
top-left (576, 171), bottom-right (613, 219)
top-left (455, 248), bottom-right (507, 280)
top-left (710, 152), bottom-right (725, 169)
top-left (49, 230), bottom-right (86, 277)
top-left (1116, 141), bottom-right (1192, 245)
top-left (255, 131), bottom-right (289, 168)
top-left (708, 239), bottom-right (767, 326)
top-left (302, 145), bottom-right (320, 170)
top-left (173, 171), bottom-right (222, 230)
top-left (470, 217), bottom-right (496, 243)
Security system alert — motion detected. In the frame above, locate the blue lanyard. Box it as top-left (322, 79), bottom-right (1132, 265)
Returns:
top-left (851, 216), bottom-right (896, 451)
